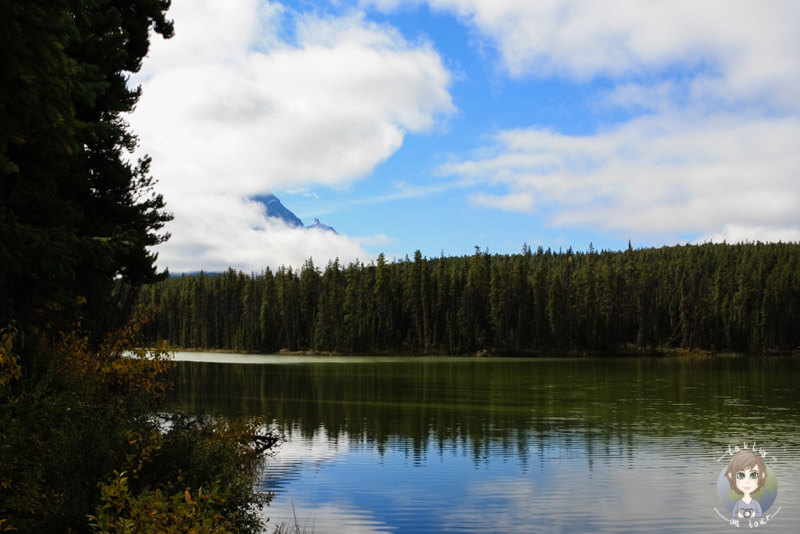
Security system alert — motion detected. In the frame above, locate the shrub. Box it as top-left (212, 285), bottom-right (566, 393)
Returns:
top-left (1, 319), bottom-right (279, 532)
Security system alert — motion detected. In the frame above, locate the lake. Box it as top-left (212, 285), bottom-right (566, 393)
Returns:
top-left (167, 353), bottom-right (800, 533)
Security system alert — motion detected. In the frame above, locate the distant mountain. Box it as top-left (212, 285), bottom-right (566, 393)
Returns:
top-left (254, 193), bottom-right (304, 228)
top-left (253, 193), bottom-right (336, 233)
top-left (308, 218), bottom-right (338, 234)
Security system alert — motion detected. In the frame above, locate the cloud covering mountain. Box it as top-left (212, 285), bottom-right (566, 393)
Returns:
top-left (129, 0), bottom-right (800, 271)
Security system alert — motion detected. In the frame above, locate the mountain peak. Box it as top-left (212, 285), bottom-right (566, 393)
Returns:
top-left (254, 193), bottom-right (303, 228)
top-left (253, 193), bottom-right (336, 233)
top-left (308, 218), bottom-right (338, 234)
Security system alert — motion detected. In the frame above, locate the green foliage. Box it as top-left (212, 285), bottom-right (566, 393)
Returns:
top-left (0, 321), bottom-right (172, 531)
top-left (0, 319), bottom-right (276, 533)
top-left (88, 471), bottom-right (237, 533)
top-left (140, 243), bottom-right (800, 355)
top-left (129, 415), bottom-right (276, 534)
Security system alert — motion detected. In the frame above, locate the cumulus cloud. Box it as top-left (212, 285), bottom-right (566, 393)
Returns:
top-left (370, 0), bottom-right (800, 244)
top-left (129, 0), bottom-right (454, 271)
top-left (369, 0), bottom-right (800, 108)
top-left (443, 114), bottom-right (800, 242)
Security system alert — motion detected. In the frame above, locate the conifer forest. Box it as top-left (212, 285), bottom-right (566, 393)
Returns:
top-left (138, 242), bottom-right (800, 355)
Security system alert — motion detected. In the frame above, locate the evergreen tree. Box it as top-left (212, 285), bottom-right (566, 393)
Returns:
top-left (1, 0), bottom-right (174, 357)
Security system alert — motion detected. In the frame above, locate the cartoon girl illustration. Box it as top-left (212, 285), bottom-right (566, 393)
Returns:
top-left (725, 450), bottom-right (767, 519)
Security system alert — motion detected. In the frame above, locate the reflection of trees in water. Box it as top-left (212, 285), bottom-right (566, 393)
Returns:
top-left (167, 357), bottom-right (800, 464)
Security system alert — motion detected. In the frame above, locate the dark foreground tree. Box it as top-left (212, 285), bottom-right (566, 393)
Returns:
top-left (1, 3), bottom-right (278, 532)
top-left (1, 0), bottom-right (173, 363)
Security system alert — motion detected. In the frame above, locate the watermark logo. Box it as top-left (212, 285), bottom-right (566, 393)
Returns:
top-left (714, 442), bottom-right (780, 528)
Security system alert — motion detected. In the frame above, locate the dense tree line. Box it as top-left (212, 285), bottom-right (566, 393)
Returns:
top-left (139, 242), bottom-right (800, 355)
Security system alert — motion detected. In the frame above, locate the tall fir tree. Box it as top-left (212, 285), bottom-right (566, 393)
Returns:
top-left (1, 0), bottom-right (174, 361)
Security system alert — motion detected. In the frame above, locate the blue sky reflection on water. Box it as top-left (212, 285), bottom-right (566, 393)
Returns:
top-left (258, 429), bottom-right (799, 533)
top-left (261, 430), bottom-right (561, 533)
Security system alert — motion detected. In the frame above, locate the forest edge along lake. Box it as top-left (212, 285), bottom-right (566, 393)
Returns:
top-left (138, 243), bottom-right (800, 358)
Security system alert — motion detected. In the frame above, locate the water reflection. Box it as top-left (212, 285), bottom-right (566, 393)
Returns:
top-left (167, 354), bottom-right (800, 532)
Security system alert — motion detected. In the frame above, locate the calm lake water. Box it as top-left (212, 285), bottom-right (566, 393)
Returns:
top-left (167, 353), bottom-right (800, 533)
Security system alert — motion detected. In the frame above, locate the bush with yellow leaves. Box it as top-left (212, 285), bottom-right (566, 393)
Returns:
top-left (0, 317), bottom-right (278, 533)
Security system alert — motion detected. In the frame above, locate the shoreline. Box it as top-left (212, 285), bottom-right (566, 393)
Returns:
top-left (152, 346), bottom-right (800, 358)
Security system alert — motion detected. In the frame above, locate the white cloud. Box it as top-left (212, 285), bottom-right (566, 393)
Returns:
top-left (130, 0), bottom-right (454, 271)
top-left (160, 193), bottom-right (378, 273)
top-left (600, 81), bottom-right (682, 113)
top-left (364, 0), bottom-right (800, 244)
top-left (369, 0), bottom-right (800, 112)
top-left (442, 114), bottom-right (800, 242)
top-left (470, 192), bottom-right (533, 212)
top-left (698, 225), bottom-right (800, 246)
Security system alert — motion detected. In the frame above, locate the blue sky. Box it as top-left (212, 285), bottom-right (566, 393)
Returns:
top-left (128, 0), bottom-right (800, 272)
